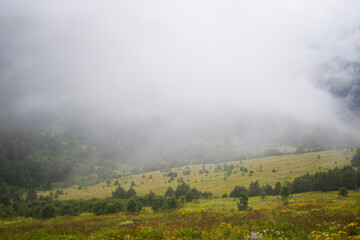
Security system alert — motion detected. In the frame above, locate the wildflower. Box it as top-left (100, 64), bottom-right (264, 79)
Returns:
top-left (315, 234), bottom-right (322, 240)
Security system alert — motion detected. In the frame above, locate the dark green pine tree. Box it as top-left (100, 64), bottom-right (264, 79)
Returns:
top-left (248, 180), bottom-right (261, 197)
top-left (263, 184), bottom-right (274, 196)
top-left (125, 187), bottom-right (136, 199)
top-left (351, 148), bottom-right (360, 167)
top-left (112, 186), bottom-right (126, 199)
top-left (280, 185), bottom-right (291, 205)
top-left (175, 182), bottom-right (191, 199)
top-left (237, 192), bottom-right (248, 211)
top-left (229, 186), bottom-right (247, 198)
top-left (164, 187), bottom-right (175, 197)
top-left (273, 182), bottom-right (282, 195)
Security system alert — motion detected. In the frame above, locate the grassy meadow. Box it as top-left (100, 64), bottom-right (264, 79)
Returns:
top-left (1, 191), bottom-right (360, 239)
top-left (42, 149), bottom-right (354, 200)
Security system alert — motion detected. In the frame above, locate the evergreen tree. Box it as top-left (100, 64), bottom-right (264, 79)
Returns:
top-left (229, 186), bottom-right (248, 198)
top-left (341, 166), bottom-right (357, 190)
top-left (112, 186), bottom-right (126, 199)
top-left (125, 187), bottom-right (136, 199)
top-left (351, 148), bottom-right (360, 167)
top-left (280, 185), bottom-right (291, 205)
top-left (144, 191), bottom-right (156, 205)
top-left (175, 183), bottom-right (191, 199)
top-left (185, 188), bottom-right (201, 202)
top-left (291, 174), bottom-right (314, 193)
top-left (274, 182), bottom-right (281, 195)
top-left (164, 187), bottom-right (175, 197)
top-left (237, 192), bottom-right (248, 211)
top-left (356, 168), bottom-right (360, 187)
top-left (248, 181), bottom-right (261, 197)
top-left (263, 184), bottom-right (274, 196)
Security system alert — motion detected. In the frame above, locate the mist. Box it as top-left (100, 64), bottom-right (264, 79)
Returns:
top-left (1, 0), bottom-right (360, 158)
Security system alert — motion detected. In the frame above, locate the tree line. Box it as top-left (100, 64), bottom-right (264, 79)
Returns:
top-left (228, 165), bottom-right (360, 198)
top-left (0, 183), bottom-right (209, 218)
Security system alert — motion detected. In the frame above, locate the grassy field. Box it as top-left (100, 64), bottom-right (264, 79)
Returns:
top-left (2, 191), bottom-right (360, 239)
top-left (42, 149), bottom-right (354, 200)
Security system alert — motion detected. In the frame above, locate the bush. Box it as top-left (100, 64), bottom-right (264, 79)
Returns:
top-left (39, 203), bottom-right (57, 219)
top-left (165, 196), bottom-right (178, 210)
top-left (339, 187), bottom-right (348, 197)
top-left (150, 197), bottom-right (165, 212)
top-left (126, 197), bottom-right (143, 212)
top-left (104, 200), bottom-right (124, 214)
top-left (103, 203), bottom-right (119, 214)
top-left (176, 228), bottom-right (202, 239)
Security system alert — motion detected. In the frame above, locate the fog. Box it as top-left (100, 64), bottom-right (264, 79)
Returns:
top-left (1, 0), bottom-right (360, 151)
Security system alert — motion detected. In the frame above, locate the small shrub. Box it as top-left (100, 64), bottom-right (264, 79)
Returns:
top-left (339, 187), bottom-right (348, 197)
top-left (176, 228), bottom-right (202, 239)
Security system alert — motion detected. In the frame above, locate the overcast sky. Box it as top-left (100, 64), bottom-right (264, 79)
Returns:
top-left (1, 0), bottom-right (360, 142)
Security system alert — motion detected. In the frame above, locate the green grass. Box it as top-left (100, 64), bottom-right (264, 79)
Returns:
top-left (43, 149), bottom-right (354, 200)
top-left (2, 191), bottom-right (360, 239)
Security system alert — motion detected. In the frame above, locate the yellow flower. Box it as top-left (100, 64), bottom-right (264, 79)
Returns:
top-left (315, 234), bottom-right (322, 240)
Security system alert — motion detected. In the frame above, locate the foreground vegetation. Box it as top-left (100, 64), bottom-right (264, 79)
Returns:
top-left (1, 191), bottom-right (360, 239)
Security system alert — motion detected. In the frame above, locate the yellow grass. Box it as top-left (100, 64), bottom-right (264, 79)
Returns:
top-left (41, 149), bottom-right (354, 200)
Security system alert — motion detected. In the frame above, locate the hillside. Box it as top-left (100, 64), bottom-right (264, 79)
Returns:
top-left (42, 149), bottom-right (354, 200)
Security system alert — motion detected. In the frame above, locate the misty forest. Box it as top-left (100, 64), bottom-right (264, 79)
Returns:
top-left (1, 1), bottom-right (360, 239)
